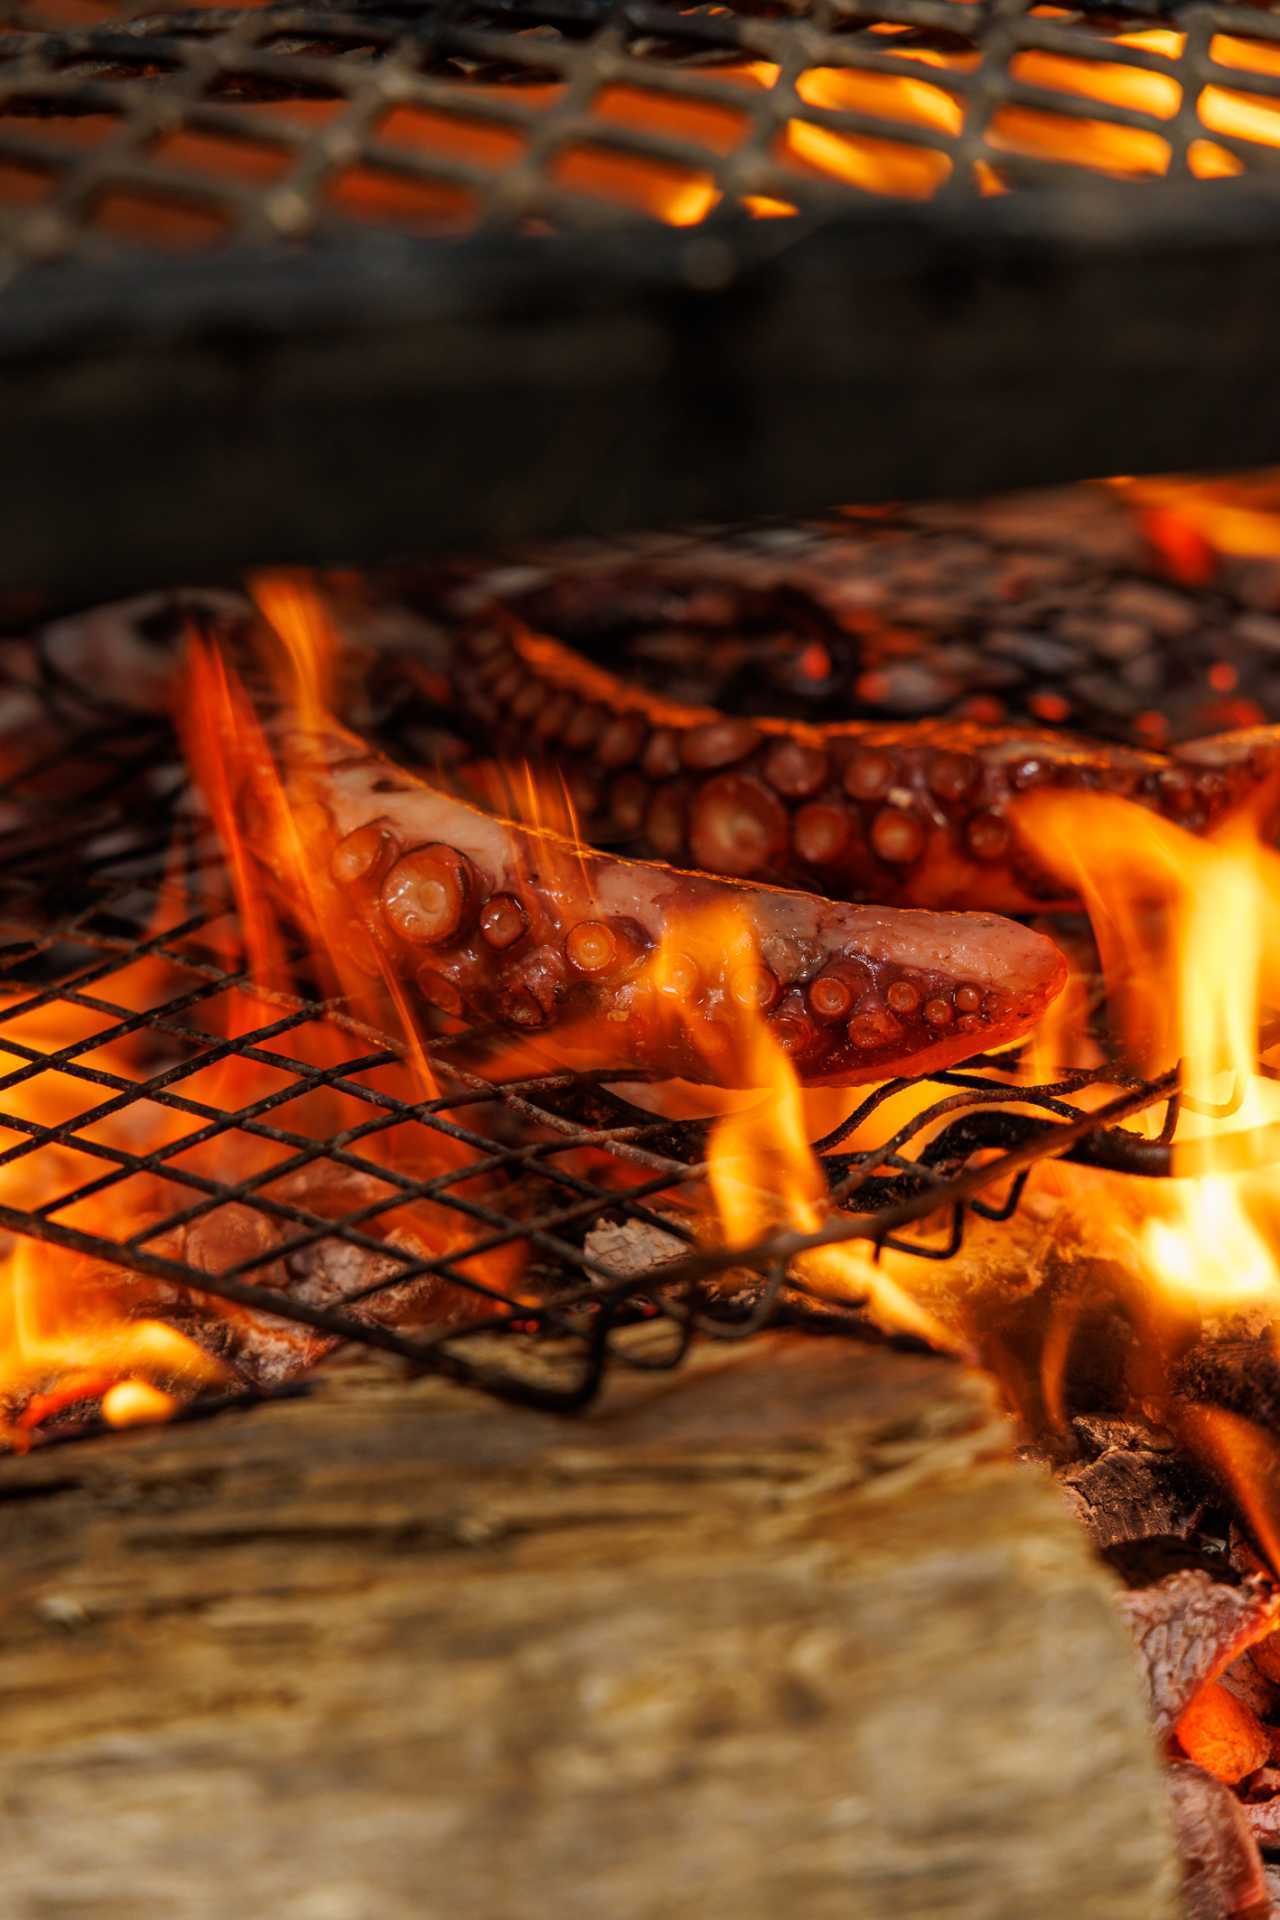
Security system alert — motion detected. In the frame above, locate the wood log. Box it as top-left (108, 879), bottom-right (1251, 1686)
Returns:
top-left (0, 1333), bottom-right (1180, 1919)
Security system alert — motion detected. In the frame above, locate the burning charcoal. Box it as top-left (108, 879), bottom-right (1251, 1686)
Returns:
top-left (1223, 1656), bottom-right (1279, 1721)
top-left (582, 1216), bottom-right (690, 1284)
top-left (1177, 1681), bottom-right (1273, 1786)
top-left (184, 1202), bottom-right (284, 1285)
top-left (168, 1168), bottom-right (501, 1392)
top-left (1061, 1443), bottom-right (1208, 1551)
top-left (1168, 1762), bottom-right (1271, 1920)
top-left (1246, 1799), bottom-right (1280, 1854)
top-left (857, 659), bottom-right (954, 712)
top-left (1106, 580), bottom-right (1200, 638)
top-left (1177, 1338), bottom-right (1280, 1433)
top-left (582, 1215), bottom-right (764, 1314)
top-left (1072, 1412), bottom-right (1176, 1456)
top-left (1121, 1571), bottom-right (1280, 1733)
top-left (1069, 670), bottom-right (1146, 719)
top-left (1090, 618), bottom-right (1152, 661)
top-left (988, 630), bottom-right (1081, 675)
top-left (215, 1314), bottom-right (329, 1392)
top-left (1233, 562), bottom-right (1280, 613)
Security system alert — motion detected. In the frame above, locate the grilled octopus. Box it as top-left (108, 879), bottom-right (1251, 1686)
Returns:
top-left (451, 625), bottom-right (1280, 913)
top-left (268, 728), bottom-right (1068, 1088)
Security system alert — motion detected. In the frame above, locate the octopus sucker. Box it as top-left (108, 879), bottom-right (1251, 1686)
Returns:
top-left (450, 624), bottom-right (1280, 912)
top-left (276, 734), bottom-right (1068, 1088)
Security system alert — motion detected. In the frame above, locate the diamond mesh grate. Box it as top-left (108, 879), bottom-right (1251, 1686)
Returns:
top-left (2, 0), bottom-right (1280, 272)
top-left (0, 609), bottom-right (1211, 1427)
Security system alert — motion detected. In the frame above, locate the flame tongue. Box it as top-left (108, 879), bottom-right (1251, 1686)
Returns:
top-left (1018, 791), bottom-right (1280, 1315)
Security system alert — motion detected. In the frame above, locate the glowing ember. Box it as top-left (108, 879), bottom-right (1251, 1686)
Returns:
top-left (0, 1238), bottom-right (223, 1448)
top-left (102, 1377), bottom-right (181, 1428)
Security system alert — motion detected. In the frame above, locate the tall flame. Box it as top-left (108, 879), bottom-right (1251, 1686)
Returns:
top-left (0, 984), bottom-right (229, 1446)
top-left (647, 903), bottom-right (954, 1346)
top-left (179, 581), bottom-right (527, 1295)
top-left (1021, 793), bottom-right (1280, 1315)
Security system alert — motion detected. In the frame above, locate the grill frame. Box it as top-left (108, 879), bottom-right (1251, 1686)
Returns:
top-left (6, 0), bottom-right (1280, 592)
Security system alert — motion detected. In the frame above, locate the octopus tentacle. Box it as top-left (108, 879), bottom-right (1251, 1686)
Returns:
top-left (270, 732), bottom-right (1067, 1089)
top-left (453, 624), bottom-right (1276, 913)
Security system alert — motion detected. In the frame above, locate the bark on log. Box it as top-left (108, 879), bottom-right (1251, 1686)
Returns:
top-left (0, 1334), bottom-right (1179, 1920)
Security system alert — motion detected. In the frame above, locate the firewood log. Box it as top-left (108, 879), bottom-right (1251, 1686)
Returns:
top-left (0, 1335), bottom-right (1179, 1919)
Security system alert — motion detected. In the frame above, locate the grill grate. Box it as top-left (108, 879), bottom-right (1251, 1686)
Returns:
top-left (0, 611), bottom-right (1214, 1426)
top-left (4, 0), bottom-right (1280, 265)
top-left (7, 3), bottom-right (1280, 597)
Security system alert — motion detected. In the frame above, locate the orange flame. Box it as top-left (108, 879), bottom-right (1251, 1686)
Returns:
top-left (995, 785), bottom-right (1280, 1565)
top-left (178, 581), bottom-right (527, 1295)
top-left (1021, 793), bottom-right (1280, 1310)
top-left (0, 987), bottom-right (229, 1448)
top-left (1117, 470), bottom-right (1280, 561)
top-left (648, 902), bottom-right (955, 1346)
top-left (0, 574), bottom-right (540, 1445)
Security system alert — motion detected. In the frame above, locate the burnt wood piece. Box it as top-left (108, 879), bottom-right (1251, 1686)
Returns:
top-left (1062, 1442), bottom-right (1210, 1552)
top-left (0, 1337), bottom-right (1177, 1919)
top-left (1178, 1338), bottom-right (1280, 1434)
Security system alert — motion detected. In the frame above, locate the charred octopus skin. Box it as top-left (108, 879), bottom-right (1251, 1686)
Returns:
top-left (278, 734), bottom-right (1068, 1088)
top-left (451, 624), bottom-right (1278, 912)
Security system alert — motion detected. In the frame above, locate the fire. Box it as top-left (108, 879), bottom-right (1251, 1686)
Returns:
top-left (1019, 794), bottom-right (1280, 1315)
top-left (647, 903), bottom-right (954, 1346)
top-left (177, 589), bottom-right (528, 1291)
top-left (1142, 1178), bottom-right (1278, 1308)
top-left (0, 1238), bottom-right (218, 1443)
top-left (973, 781), bottom-right (1280, 1568)
top-left (1117, 470), bottom-right (1280, 561)
top-left (0, 576), bottom-right (538, 1446)
top-left (11, 534), bottom-right (1280, 1483)
top-left (0, 996), bottom-right (228, 1448)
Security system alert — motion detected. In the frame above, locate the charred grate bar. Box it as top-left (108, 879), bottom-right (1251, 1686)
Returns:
top-left (7, 1), bottom-right (1280, 589)
top-left (0, 623), bottom-right (1228, 1427)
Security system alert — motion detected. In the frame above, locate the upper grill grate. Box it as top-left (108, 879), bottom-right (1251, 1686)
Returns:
top-left (2, 0), bottom-right (1280, 269)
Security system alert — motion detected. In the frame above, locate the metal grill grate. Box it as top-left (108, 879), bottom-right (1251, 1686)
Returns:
top-left (3, 0), bottom-right (1280, 265)
top-left (0, 612), bottom-right (1210, 1430)
top-left (6, 4), bottom-right (1280, 596)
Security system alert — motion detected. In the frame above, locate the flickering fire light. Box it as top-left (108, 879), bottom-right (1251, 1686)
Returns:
top-left (3, 479), bottom-right (1280, 1474)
